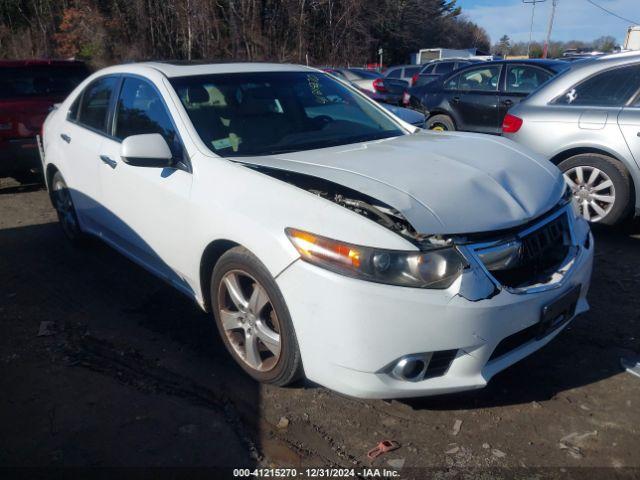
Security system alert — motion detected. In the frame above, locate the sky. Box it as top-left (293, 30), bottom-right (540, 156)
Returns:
top-left (456, 0), bottom-right (639, 44)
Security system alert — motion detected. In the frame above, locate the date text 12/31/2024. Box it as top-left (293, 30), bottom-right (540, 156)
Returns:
top-left (233, 468), bottom-right (401, 478)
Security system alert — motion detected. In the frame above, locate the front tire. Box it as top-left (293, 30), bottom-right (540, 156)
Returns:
top-left (426, 114), bottom-right (455, 132)
top-left (51, 171), bottom-right (86, 245)
top-left (558, 154), bottom-right (632, 226)
top-left (210, 246), bottom-right (303, 386)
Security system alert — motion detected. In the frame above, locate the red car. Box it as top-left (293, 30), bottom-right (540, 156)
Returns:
top-left (0, 59), bottom-right (90, 182)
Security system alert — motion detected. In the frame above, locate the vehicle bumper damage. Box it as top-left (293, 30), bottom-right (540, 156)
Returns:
top-left (277, 209), bottom-right (593, 398)
top-left (240, 148), bottom-right (593, 398)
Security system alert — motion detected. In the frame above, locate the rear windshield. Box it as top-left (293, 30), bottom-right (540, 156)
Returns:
top-left (170, 71), bottom-right (404, 157)
top-left (0, 65), bottom-right (90, 99)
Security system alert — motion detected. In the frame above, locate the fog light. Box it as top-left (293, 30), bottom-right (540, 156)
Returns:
top-left (391, 354), bottom-right (431, 382)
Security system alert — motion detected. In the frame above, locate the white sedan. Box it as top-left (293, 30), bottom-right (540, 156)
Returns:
top-left (40, 62), bottom-right (594, 399)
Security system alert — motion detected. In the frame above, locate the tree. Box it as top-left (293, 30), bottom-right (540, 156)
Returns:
top-left (593, 35), bottom-right (617, 52)
top-left (494, 34), bottom-right (511, 57)
top-left (53, 1), bottom-right (106, 60)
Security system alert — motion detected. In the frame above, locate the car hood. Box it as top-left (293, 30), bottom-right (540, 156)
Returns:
top-left (233, 131), bottom-right (565, 235)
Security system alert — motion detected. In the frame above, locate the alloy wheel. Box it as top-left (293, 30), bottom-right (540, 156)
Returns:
top-left (217, 270), bottom-right (281, 372)
top-left (52, 179), bottom-right (80, 237)
top-left (564, 165), bottom-right (615, 223)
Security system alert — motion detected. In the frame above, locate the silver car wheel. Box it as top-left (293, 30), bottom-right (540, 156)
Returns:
top-left (564, 165), bottom-right (615, 223)
top-left (217, 270), bottom-right (281, 372)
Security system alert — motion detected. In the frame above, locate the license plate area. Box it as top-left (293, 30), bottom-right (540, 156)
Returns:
top-left (538, 285), bottom-right (581, 339)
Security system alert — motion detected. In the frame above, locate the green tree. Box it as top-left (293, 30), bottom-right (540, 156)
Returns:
top-left (494, 34), bottom-right (511, 56)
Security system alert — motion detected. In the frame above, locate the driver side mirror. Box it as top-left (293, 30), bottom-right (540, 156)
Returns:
top-left (120, 133), bottom-right (173, 168)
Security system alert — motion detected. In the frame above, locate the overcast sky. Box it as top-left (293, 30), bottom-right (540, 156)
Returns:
top-left (457, 0), bottom-right (639, 44)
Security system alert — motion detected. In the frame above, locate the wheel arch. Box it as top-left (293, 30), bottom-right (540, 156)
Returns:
top-left (45, 163), bottom-right (60, 204)
top-left (199, 239), bottom-right (240, 312)
top-left (426, 110), bottom-right (457, 129)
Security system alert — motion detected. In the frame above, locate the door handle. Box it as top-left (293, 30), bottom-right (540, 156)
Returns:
top-left (99, 155), bottom-right (117, 169)
top-left (60, 133), bottom-right (71, 143)
top-left (452, 96), bottom-right (460, 103)
top-left (501, 99), bottom-right (513, 107)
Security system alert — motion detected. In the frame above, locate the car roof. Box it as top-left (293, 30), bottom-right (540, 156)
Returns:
top-left (518, 51), bottom-right (640, 105)
top-left (132, 61), bottom-right (315, 78)
top-left (0, 59), bottom-right (87, 67)
top-left (481, 58), bottom-right (567, 68)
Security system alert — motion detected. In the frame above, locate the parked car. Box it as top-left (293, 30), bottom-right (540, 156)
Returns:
top-left (380, 103), bottom-right (425, 127)
top-left (325, 67), bottom-right (406, 104)
top-left (41, 62), bottom-right (593, 399)
top-left (384, 64), bottom-right (423, 83)
top-left (409, 59), bottom-right (568, 133)
top-left (411, 58), bottom-right (481, 87)
top-left (503, 52), bottom-right (640, 226)
top-left (324, 67), bottom-right (383, 93)
top-left (0, 60), bottom-right (90, 182)
top-left (370, 77), bottom-right (411, 105)
top-left (311, 73), bottom-right (423, 125)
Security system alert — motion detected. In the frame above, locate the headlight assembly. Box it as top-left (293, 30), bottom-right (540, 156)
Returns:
top-left (286, 228), bottom-right (467, 289)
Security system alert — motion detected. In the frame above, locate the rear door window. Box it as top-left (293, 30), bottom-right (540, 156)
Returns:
top-left (505, 65), bottom-right (553, 94)
top-left (554, 65), bottom-right (640, 107)
top-left (420, 64), bottom-right (435, 74)
top-left (434, 62), bottom-right (456, 74)
top-left (448, 65), bottom-right (502, 92)
top-left (77, 77), bottom-right (119, 133)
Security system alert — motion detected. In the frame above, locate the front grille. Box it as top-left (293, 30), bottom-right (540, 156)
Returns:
top-left (478, 213), bottom-right (571, 289)
top-left (424, 349), bottom-right (458, 379)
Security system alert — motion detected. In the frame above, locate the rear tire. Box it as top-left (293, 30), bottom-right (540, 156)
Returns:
top-left (211, 246), bottom-right (303, 386)
top-left (51, 171), bottom-right (87, 245)
top-left (558, 153), bottom-right (633, 226)
top-left (427, 114), bottom-right (455, 132)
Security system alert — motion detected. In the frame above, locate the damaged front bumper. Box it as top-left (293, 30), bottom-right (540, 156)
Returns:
top-left (276, 206), bottom-right (594, 399)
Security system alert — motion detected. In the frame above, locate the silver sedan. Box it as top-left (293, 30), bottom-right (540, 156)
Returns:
top-left (503, 52), bottom-right (640, 226)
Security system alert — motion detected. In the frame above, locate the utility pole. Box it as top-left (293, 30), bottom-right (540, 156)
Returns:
top-left (523, 0), bottom-right (546, 58)
top-left (542, 0), bottom-right (558, 58)
top-left (378, 48), bottom-right (383, 71)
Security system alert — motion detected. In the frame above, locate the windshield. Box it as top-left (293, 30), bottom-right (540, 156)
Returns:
top-left (0, 65), bottom-right (90, 99)
top-left (170, 71), bottom-right (404, 157)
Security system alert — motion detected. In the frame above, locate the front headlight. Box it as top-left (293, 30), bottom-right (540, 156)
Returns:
top-left (561, 182), bottom-right (580, 218)
top-left (286, 228), bottom-right (467, 289)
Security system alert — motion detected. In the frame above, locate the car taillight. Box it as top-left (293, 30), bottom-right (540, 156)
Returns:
top-left (411, 73), bottom-right (419, 86)
top-left (373, 78), bottom-right (386, 93)
top-left (502, 113), bottom-right (523, 134)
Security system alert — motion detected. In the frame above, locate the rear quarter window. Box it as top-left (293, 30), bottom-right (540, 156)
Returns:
top-left (554, 64), bottom-right (640, 107)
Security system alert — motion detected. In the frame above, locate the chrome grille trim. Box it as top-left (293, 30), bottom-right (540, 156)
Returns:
top-left (459, 204), bottom-right (582, 295)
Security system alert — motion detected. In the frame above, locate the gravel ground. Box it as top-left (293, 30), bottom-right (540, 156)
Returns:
top-left (0, 179), bottom-right (639, 478)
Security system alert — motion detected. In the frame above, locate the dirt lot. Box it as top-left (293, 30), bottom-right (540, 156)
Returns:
top-left (0, 180), bottom-right (639, 478)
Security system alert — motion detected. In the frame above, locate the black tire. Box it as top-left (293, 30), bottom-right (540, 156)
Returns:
top-left (426, 114), bottom-right (455, 131)
top-left (51, 171), bottom-right (87, 245)
top-left (558, 153), bottom-right (633, 226)
top-left (210, 246), bottom-right (303, 386)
